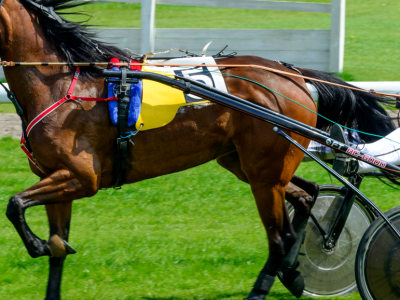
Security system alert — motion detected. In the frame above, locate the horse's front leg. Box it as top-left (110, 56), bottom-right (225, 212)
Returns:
top-left (6, 169), bottom-right (95, 258)
top-left (45, 202), bottom-right (72, 300)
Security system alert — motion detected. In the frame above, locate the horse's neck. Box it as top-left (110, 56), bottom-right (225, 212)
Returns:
top-left (1, 2), bottom-right (78, 121)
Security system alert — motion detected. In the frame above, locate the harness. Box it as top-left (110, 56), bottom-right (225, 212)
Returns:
top-left (2, 0), bottom-right (398, 189)
top-left (0, 0), bottom-right (134, 188)
top-left (3, 64), bottom-right (137, 189)
top-left (16, 68), bottom-right (119, 172)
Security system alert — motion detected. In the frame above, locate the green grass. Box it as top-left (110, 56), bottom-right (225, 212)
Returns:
top-left (66, 2), bottom-right (331, 30)
top-left (0, 136), bottom-right (398, 300)
top-left (0, 103), bottom-right (15, 113)
top-left (1, 0), bottom-right (400, 299)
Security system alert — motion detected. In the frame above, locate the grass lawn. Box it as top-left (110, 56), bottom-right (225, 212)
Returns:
top-left (0, 136), bottom-right (386, 300)
top-left (0, 104), bottom-right (14, 113)
top-left (1, 0), bottom-right (400, 299)
top-left (1, 135), bottom-right (398, 299)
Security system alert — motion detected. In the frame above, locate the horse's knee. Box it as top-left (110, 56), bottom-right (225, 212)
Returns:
top-left (6, 196), bottom-right (24, 220)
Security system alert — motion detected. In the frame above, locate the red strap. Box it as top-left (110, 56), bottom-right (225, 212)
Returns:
top-left (20, 142), bottom-right (44, 173)
top-left (22, 66), bottom-right (117, 173)
top-left (130, 60), bottom-right (141, 71)
top-left (66, 68), bottom-right (80, 96)
top-left (26, 96), bottom-right (70, 136)
top-left (25, 67), bottom-right (117, 137)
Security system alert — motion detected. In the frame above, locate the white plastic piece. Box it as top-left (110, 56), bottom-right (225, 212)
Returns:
top-left (306, 83), bottom-right (319, 102)
top-left (0, 83), bottom-right (9, 103)
top-left (201, 41), bottom-right (212, 57)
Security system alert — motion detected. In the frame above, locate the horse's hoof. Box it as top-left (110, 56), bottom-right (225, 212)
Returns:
top-left (48, 235), bottom-right (77, 257)
top-left (277, 270), bottom-right (304, 298)
top-left (290, 274), bottom-right (305, 298)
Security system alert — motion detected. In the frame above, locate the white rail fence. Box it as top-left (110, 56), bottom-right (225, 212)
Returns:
top-left (94, 0), bottom-right (346, 72)
top-left (0, 0), bottom-right (346, 79)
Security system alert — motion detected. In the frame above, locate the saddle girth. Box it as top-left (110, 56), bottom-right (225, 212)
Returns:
top-left (112, 67), bottom-right (131, 189)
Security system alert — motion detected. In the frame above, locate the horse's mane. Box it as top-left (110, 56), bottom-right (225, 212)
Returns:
top-left (21, 0), bottom-right (131, 77)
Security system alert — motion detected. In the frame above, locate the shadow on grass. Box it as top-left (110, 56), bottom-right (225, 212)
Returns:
top-left (142, 291), bottom-right (247, 300)
top-left (140, 290), bottom-right (313, 300)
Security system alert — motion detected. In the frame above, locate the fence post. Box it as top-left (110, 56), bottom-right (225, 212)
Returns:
top-left (141, 0), bottom-right (156, 54)
top-left (329, 0), bottom-right (346, 73)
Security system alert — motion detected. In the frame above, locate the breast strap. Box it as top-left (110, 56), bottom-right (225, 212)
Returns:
top-left (20, 67), bottom-right (118, 173)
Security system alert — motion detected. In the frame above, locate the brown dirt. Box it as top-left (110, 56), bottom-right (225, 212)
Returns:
top-left (0, 113), bottom-right (22, 139)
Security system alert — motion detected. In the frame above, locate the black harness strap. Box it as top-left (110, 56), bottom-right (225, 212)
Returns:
top-left (22, 0), bottom-right (105, 55)
top-left (0, 82), bottom-right (32, 151)
top-left (112, 68), bottom-right (131, 189)
top-left (25, 0), bottom-right (64, 24)
top-left (278, 61), bottom-right (303, 76)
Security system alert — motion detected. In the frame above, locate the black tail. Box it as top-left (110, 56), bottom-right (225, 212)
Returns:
top-left (300, 68), bottom-right (395, 143)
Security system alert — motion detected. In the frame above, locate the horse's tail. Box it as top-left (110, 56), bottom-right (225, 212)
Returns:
top-left (299, 68), bottom-right (395, 143)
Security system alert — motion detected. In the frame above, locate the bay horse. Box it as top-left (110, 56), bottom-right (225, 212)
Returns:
top-left (1, 0), bottom-right (394, 299)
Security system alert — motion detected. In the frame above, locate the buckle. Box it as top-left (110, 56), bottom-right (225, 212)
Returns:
top-left (120, 85), bottom-right (127, 93)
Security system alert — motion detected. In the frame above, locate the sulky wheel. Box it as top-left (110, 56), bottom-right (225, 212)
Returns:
top-left (355, 205), bottom-right (400, 300)
top-left (287, 184), bottom-right (375, 297)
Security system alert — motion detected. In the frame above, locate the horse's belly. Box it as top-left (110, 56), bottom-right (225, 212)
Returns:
top-left (124, 103), bottom-right (232, 183)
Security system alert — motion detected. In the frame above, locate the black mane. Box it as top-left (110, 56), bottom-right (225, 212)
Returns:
top-left (22, 0), bottom-right (131, 77)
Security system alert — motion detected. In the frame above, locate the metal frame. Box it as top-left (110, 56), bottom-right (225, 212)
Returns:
top-left (102, 68), bottom-right (400, 243)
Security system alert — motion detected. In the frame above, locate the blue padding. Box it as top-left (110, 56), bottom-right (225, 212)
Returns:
top-left (107, 67), bottom-right (119, 126)
top-left (128, 80), bottom-right (142, 127)
top-left (108, 67), bottom-right (142, 127)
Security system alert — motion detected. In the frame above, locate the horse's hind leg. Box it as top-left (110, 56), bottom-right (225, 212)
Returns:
top-left (229, 133), bottom-right (309, 299)
top-left (45, 202), bottom-right (72, 300)
top-left (278, 175), bottom-right (319, 298)
top-left (217, 151), bottom-right (319, 298)
top-left (245, 179), bottom-right (295, 300)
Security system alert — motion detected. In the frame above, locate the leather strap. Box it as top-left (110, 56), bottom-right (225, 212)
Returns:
top-left (20, 0), bottom-right (64, 24)
top-left (135, 63), bottom-right (400, 99)
top-left (21, 67), bottom-right (117, 173)
top-left (1, 61), bottom-right (398, 98)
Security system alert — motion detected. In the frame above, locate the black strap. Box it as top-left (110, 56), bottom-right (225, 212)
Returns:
top-left (279, 61), bottom-right (303, 76)
top-left (183, 82), bottom-right (191, 94)
top-left (0, 82), bottom-right (31, 151)
top-left (112, 138), bottom-right (128, 189)
top-left (117, 68), bottom-right (130, 135)
top-left (24, 0), bottom-right (64, 24)
top-left (112, 68), bottom-right (131, 189)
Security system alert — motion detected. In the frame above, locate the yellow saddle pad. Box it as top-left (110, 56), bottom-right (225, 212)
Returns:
top-left (135, 66), bottom-right (209, 131)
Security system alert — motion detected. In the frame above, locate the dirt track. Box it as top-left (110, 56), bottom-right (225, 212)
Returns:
top-left (0, 110), bottom-right (398, 140)
top-left (0, 113), bottom-right (21, 139)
